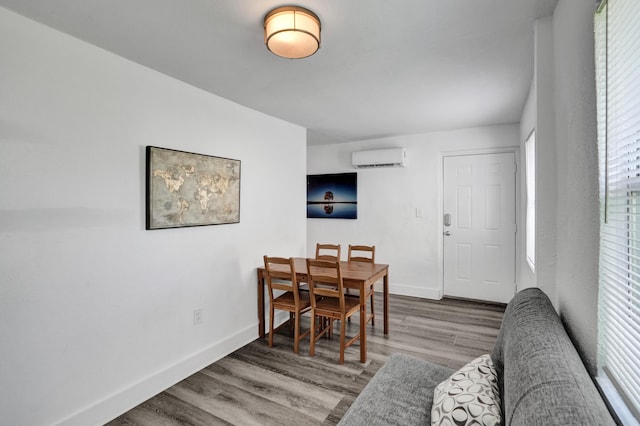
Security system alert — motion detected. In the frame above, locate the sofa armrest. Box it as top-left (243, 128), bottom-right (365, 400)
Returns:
top-left (493, 288), bottom-right (615, 425)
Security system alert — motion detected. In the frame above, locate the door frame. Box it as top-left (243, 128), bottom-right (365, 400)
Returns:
top-left (437, 146), bottom-right (521, 300)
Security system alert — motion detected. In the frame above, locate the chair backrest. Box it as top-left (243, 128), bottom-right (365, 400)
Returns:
top-left (306, 258), bottom-right (345, 306)
top-left (348, 244), bottom-right (375, 263)
top-left (315, 243), bottom-right (341, 261)
top-left (263, 256), bottom-right (300, 304)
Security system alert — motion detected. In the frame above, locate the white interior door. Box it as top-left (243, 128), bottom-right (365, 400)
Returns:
top-left (443, 153), bottom-right (516, 304)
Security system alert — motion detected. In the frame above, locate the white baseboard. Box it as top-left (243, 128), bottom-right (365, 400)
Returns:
top-left (57, 324), bottom-right (257, 426)
top-left (386, 282), bottom-right (442, 300)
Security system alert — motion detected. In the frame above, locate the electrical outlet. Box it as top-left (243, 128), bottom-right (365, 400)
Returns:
top-left (193, 308), bottom-right (203, 325)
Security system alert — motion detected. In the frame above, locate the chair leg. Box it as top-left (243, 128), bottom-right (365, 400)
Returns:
top-left (321, 316), bottom-right (331, 338)
top-left (370, 291), bottom-right (375, 326)
top-left (309, 311), bottom-right (316, 357)
top-left (269, 306), bottom-right (275, 348)
top-left (293, 312), bottom-right (300, 354)
top-left (339, 316), bottom-right (346, 364)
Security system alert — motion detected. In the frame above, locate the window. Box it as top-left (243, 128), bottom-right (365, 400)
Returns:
top-left (525, 130), bottom-right (536, 272)
top-left (596, 0), bottom-right (640, 422)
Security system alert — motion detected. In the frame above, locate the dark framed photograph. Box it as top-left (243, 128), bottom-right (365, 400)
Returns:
top-left (146, 146), bottom-right (240, 229)
top-left (307, 172), bottom-right (357, 219)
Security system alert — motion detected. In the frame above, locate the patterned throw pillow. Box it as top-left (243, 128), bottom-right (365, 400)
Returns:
top-left (431, 354), bottom-right (502, 426)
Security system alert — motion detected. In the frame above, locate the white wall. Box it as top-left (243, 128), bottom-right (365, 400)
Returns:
top-left (307, 125), bottom-right (519, 299)
top-left (518, 17), bottom-right (557, 294)
top-left (0, 8), bottom-right (306, 425)
top-left (552, 0), bottom-right (600, 374)
top-left (519, 0), bottom-right (600, 374)
top-left (533, 16), bottom-right (558, 301)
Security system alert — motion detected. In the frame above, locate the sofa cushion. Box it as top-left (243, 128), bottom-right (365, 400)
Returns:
top-left (338, 353), bottom-right (454, 425)
top-left (491, 288), bottom-right (615, 425)
top-left (431, 354), bottom-right (501, 426)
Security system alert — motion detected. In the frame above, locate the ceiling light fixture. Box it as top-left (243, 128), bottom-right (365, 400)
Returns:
top-left (264, 6), bottom-right (321, 59)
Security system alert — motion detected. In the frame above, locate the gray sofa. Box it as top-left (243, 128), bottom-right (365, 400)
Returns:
top-left (338, 288), bottom-right (616, 425)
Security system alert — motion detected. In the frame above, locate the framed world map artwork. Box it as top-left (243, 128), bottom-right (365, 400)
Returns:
top-left (146, 146), bottom-right (240, 230)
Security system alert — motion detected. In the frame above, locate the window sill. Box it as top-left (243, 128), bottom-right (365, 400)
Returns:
top-left (596, 368), bottom-right (639, 425)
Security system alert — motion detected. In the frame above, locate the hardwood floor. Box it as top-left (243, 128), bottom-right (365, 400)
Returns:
top-left (108, 294), bottom-right (505, 426)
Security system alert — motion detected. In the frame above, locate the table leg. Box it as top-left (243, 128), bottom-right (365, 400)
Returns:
top-left (360, 284), bottom-right (367, 363)
top-left (257, 270), bottom-right (265, 338)
top-left (384, 270), bottom-right (389, 335)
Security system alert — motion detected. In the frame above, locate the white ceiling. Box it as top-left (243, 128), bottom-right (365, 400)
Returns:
top-left (0, 0), bottom-right (559, 145)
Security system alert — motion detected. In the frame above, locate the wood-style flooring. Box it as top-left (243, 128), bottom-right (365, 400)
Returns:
top-left (108, 294), bottom-right (505, 426)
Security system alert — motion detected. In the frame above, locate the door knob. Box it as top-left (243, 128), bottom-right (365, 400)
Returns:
top-left (444, 231), bottom-right (451, 236)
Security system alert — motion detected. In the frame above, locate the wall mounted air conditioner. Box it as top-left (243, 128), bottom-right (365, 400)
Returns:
top-left (351, 148), bottom-right (407, 169)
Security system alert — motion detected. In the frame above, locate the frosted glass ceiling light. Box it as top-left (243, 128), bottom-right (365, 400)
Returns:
top-left (264, 6), bottom-right (321, 59)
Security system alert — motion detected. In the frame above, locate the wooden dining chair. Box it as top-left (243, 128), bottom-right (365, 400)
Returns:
top-left (348, 245), bottom-right (375, 263)
top-left (306, 258), bottom-right (361, 364)
top-left (263, 256), bottom-right (312, 353)
top-left (314, 243), bottom-right (341, 326)
top-left (315, 243), bottom-right (341, 261)
top-left (348, 244), bottom-right (376, 326)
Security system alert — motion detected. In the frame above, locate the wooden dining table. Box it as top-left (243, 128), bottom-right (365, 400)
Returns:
top-left (257, 257), bottom-right (389, 363)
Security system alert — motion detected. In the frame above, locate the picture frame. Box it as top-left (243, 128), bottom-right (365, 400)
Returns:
top-left (146, 146), bottom-right (240, 229)
top-left (307, 172), bottom-right (357, 219)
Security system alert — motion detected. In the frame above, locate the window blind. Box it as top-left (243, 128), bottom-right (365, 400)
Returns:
top-left (596, 0), bottom-right (640, 421)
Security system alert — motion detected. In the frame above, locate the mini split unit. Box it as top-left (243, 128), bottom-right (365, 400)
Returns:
top-left (351, 148), bottom-right (407, 169)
